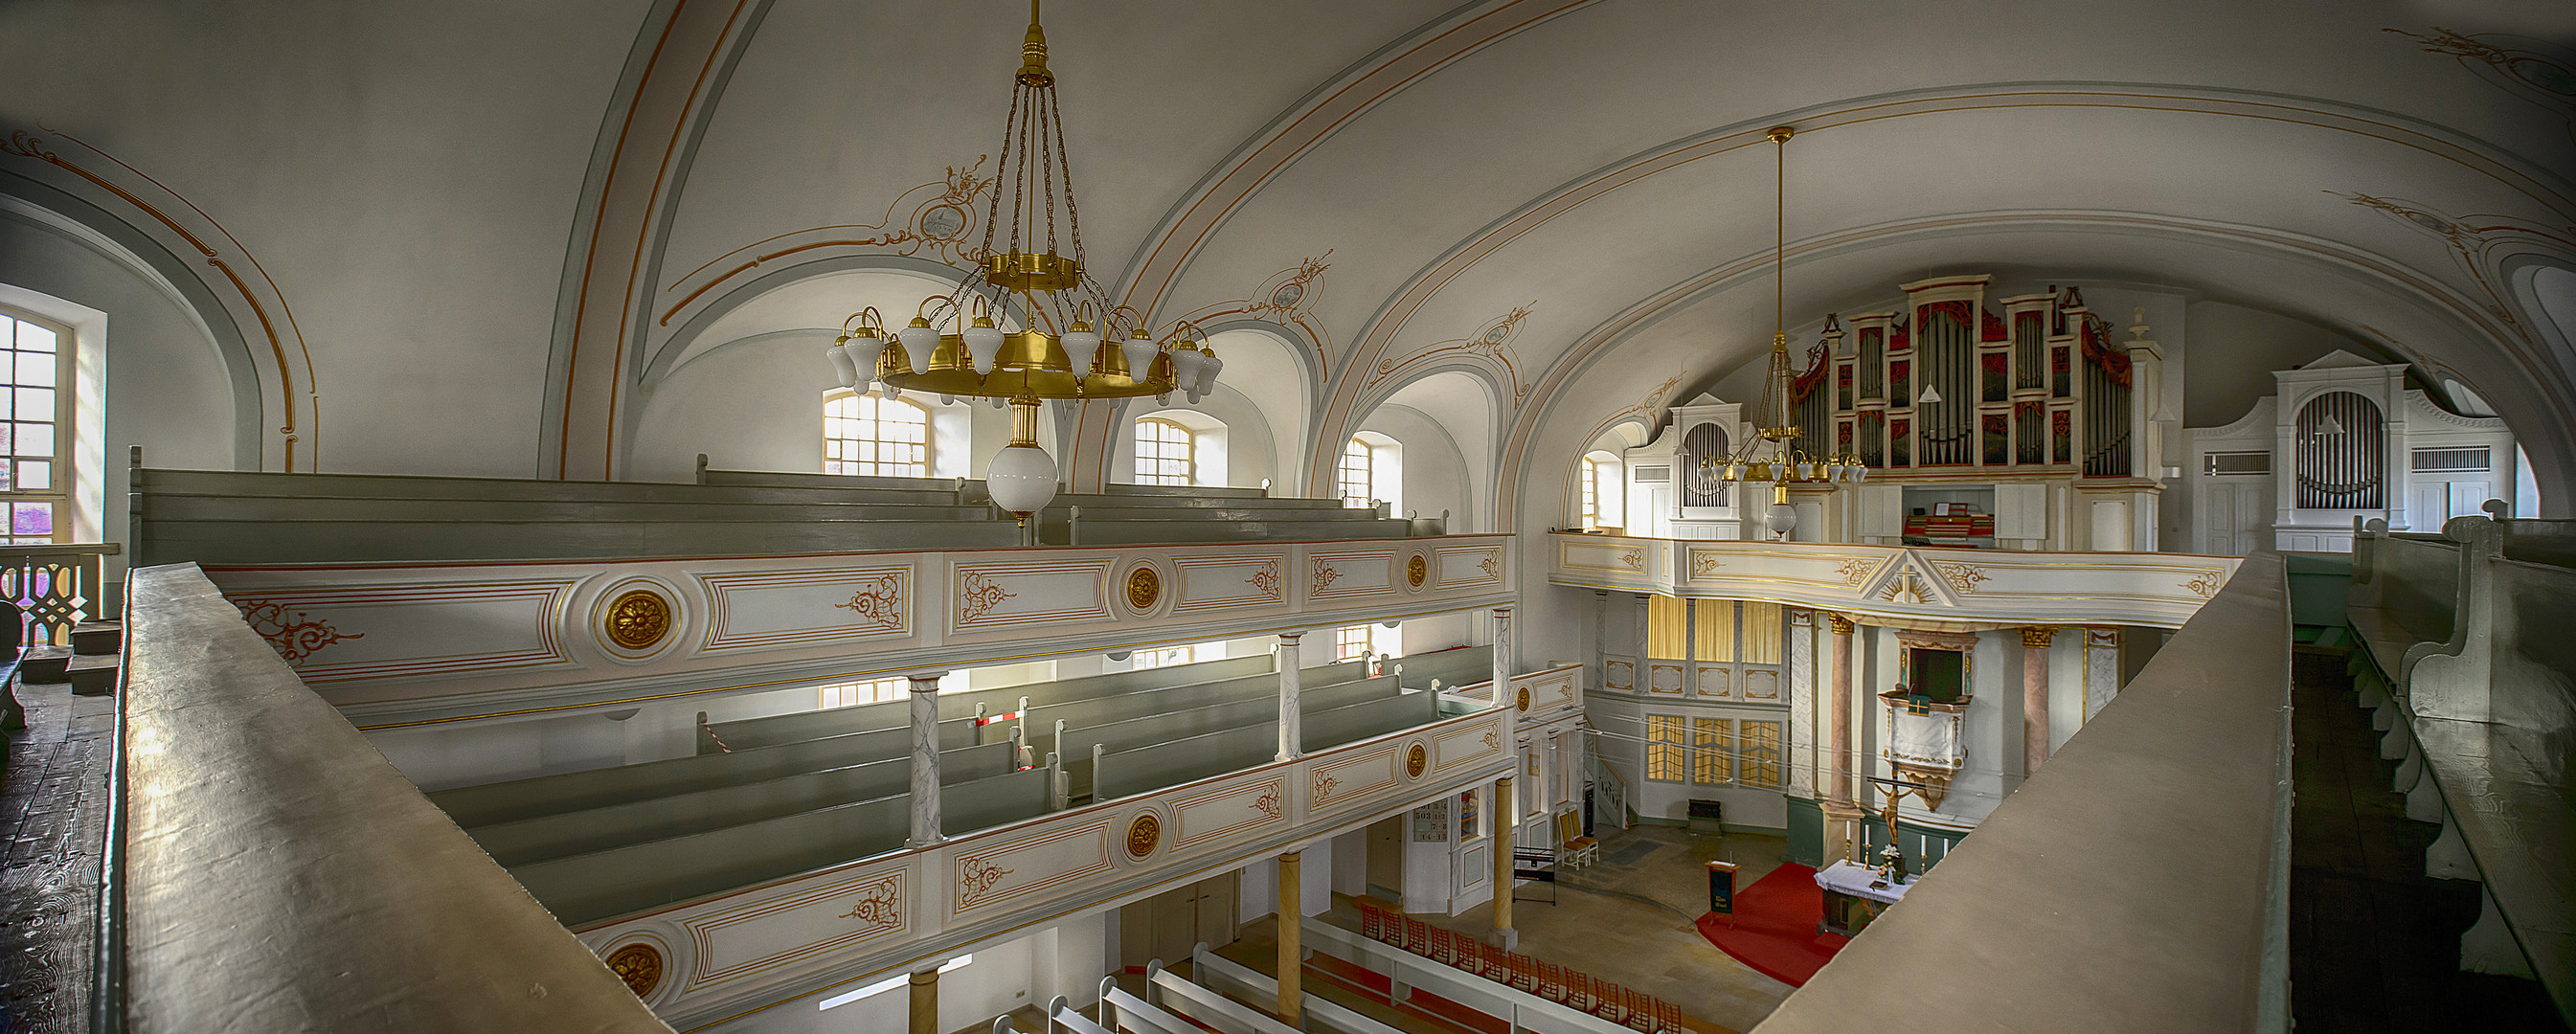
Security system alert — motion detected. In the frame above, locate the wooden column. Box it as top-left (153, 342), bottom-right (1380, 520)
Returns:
top-left (1827, 615), bottom-right (1856, 803)
top-left (1492, 775), bottom-right (1516, 950)
top-left (1277, 632), bottom-right (1303, 761)
top-left (908, 671), bottom-right (946, 847)
top-left (2022, 626), bottom-right (2057, 776)
top-left (908, 967), bottom-right (938, 1034)
top-left (1277, 850), bottom-right (1302, 1023)
top-left (1822, 614), bottom-right (1864, 863)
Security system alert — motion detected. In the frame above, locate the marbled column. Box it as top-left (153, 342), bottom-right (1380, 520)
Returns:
top-left (1827, 614), bottom-right (1855, 804)
top-left (1277, 632), bottom-right (1303, 762)
top-left (1787, 610), bottom-right (1816, 795)
top-left (908, 672), bottom-right (946, 847)
top-left (1277, 850), bottom-right (1303, 1023)
top-left (1492, 606), bottom-right (1516, 744)
top-left (2022, 626), bottom-right (2057, 776)
top-left (908, 967), bottom-right (938, 1034)
top-left (2085, 627), bottom-right (2121, 721)
top-left (1491, 776), bottom-right (1516, 948)
top-left (1593, 591), bottom-right (1609, 703)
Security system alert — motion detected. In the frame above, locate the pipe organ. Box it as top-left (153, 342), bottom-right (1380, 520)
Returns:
top-left (1787, 274), bottom-right (2167, 551)
top-left (1792, 277), bottom-right (2147, 484)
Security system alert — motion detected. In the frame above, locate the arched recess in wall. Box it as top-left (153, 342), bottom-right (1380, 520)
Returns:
top-left (1565, 417), bottom-right (1651, 530)
top-left (626, 260), bottom-right (1007, 483)
top-left (1119, 407), bottom-right (1229, 488)
top-left (1352, 369), bottom-right (1499, 532)
top-left (0, 155), bottom-right (299, 473)
top-left (1070, 320), bottom-right (1314, 497)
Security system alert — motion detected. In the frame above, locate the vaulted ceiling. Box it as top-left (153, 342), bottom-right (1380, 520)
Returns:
top-left (3, 0), bottom-right (2570, 508)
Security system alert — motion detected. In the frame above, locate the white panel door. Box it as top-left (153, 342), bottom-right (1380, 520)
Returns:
top-left (2237, 479), bottom-right (2271, 554)
top-left (2413, 483), bottom-right (2450, 529)
top-left (2203, 483), bottom-right (2239, 555)
top-left (1994, 483), bottom-right (2047, 540)
top-left (2450, 481), bottom-right (2491, 522)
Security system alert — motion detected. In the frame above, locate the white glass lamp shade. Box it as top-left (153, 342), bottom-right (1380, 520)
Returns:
top-left (1120, 332), bottom-right (1159, 381)
top-left (844, 336), bottom-right (889, 390)
top-left (1917, 384), bottom-right (1943, 406)
top-left (990, 394), bottom-right (1007, 410)
top-left (1061, 327), bottom-right (1102, 374)
top-left (1196, 352), bottom-right (1223, 394)
top-left (1765, 502), bottom-right (1798, 537)
top-left (1850, 462), bottom-right (1868, 483)
top-left (1724, 461), bottom-right (1744, 482)
top-left (986, 441), bottom-right (1060, 518)
top-left (963, 320), bottom-right (1006, 374)
top-left (898, 322), bottom-right (941, 375)
top-left (825, 341), bottom-right (859, 388)
top-left (1168, 345), bottom-right (1205, 391)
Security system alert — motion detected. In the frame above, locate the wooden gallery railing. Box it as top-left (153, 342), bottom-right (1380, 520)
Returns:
top-left (1355, 904), bottom-right (1686, 1033)
top-left (0, 541), bottom-right (120, 644)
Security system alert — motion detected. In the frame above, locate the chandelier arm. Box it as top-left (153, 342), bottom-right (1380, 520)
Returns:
top-left (983, 82), bottom-right (1025, 260)
top-left (1040, 91), bottom-right (1061, 260)
top-left (1050, 89), bottom-right (1084, 266)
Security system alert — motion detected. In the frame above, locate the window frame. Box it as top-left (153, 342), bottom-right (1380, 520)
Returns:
top-left (1580, 457), bottom-right (1599, 527)
top-left (818, 677), bottom-right (908, 708)
top-left (1133, 416), bottom-right (1197, 486)
top-left (1340, 437), bottom-right (1374, 508)
top-left (1644, 713), bottom-right (1687, 782)
top-left (824, 391), bottom-right (932, 478)
top-left (0, 306), bottom-right (72, 545)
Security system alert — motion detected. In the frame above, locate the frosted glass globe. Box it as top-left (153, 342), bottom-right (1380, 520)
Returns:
top-left (1765, 502), bottom-right (1798, 537)
top-left (987, 442), bottom-right (1060, 517)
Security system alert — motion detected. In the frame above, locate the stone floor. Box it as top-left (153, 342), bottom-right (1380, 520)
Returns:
top-left (1211, 822), bottom-right (1796, 1034)
top-left (0, 678), bottom-right (113, 1034)
top-left (2287, 647), bottom-right (2565, 1033)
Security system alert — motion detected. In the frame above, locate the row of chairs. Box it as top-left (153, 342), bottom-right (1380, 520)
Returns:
top-left (1357, 903), bottom-right (1687, 1032)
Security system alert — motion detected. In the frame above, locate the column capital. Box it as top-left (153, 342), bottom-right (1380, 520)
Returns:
top-left (1277, 631), bottom-right (1302, 643)
top-left (1825, 613), bottom-right (1856, 635)
top-left (2020, 626), bottom-right (2058, 649)
top-left (907, 672), bottom-right (946, 691)
top-left (910, 968), bottom-right (939, 983)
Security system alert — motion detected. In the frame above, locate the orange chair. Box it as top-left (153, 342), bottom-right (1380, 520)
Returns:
top-left (1557, 810), bottom-right (1600, 868)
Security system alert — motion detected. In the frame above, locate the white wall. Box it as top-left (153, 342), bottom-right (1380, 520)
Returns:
top-left (1356, 402), bottom-right (1473, 529)
top-left (0, 210), bottom-right (239, 598)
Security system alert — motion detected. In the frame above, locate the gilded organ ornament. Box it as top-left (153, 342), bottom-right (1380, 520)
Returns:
top-left (603, 589), bottom-right (673, 650)
top-left (604, 941), bottom-right (664, 1000)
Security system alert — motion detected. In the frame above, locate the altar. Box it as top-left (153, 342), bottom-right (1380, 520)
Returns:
top-left (1814, 860), bottom-right (1911, 936)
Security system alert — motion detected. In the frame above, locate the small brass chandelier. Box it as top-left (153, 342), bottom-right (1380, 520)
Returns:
top-left (823, 1), bottom-right (1221, 523)
top-left (1695, 125), bottom-right (1868, 538)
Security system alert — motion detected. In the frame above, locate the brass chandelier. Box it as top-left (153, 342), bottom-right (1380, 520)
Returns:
top-left (823, 1), bottom-right (1221, 523)
top-left (1695, 125), bottom-right (1868, 538)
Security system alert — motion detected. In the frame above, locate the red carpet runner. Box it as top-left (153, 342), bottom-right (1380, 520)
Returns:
top-left (1693, 863), bottom-right (1849, 986)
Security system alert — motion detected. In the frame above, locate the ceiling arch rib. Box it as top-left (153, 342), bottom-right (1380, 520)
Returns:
top-left (1489, 211), bottom-right (2576, 527)
top-left (1282, 82), bottom-right (2575, 494)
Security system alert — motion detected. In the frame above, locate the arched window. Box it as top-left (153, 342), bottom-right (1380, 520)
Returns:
top-left (1579, 452), bottom-right (1622, 529)
top-left (825, 393), bottom-right (929, 477)
top-left (1340, 437), bottom-right (1373, 507)
top-left (1133, 417), bottom-right (1195, 485)
top-left (0, 307), bottom-right (69, 544)
top-left (1340, 433), bottom-right (1400, 512)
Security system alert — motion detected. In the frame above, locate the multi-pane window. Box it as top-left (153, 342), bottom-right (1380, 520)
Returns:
top-left (1593, 458), bottom-right (1620, 527)
top-left (825, 393), bottom-right (929, 477)
top-left (1134, 418), bottom-right (1195, 486)
top-left (1339, 437), bottom-right (1374, 508)
top-left (1580, 458), bottom-right (1599, 527)
top-left (1644, 714), bottom-right (1686, 781)
top-left (0, 309), bottom-right (67, 544)
top-left (1335, 625), bottom-right (1370, 661)
top-left (1132, 645), bottom-right (1195, 669)
top-left (1692, 717), bottom-right (1730, 785)
top-left (819, 677), bottom-right (908, 708)
top-left (1738, 719), bottom-right (1782, 789)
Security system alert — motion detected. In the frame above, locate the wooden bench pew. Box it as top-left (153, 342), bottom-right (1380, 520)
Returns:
top-left (701, 654), bottom-right (1277, 753)
top-left (464, 741), bottom-right (1016, 867)
top-left (431, 717), bottom-right (977, 827)
top-left (508, 767), bottom-right (1051, 927)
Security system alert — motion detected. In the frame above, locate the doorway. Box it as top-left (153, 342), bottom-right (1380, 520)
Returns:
top-left (1117, 870), bottom-right (1238, 970)
top-left (1366, 814), bottom-right (1404, 902)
